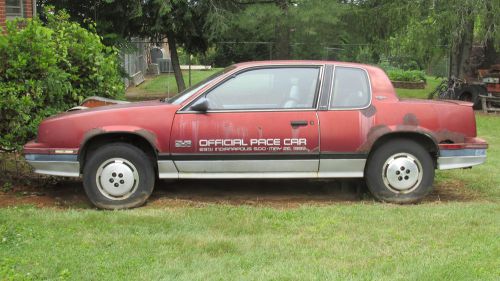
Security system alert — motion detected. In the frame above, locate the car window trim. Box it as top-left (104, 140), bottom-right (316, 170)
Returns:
top-left (327, 65), bottom-right (373, 111)
top-left (318, 65), bottom-right (334, 110)
top-left (178, 64), bottom-right (325, 113)
top-left (167, 66), bottom-right (236, 105)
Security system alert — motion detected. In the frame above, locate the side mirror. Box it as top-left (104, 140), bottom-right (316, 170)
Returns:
top-left (190, 98), bottom-right (209, 112)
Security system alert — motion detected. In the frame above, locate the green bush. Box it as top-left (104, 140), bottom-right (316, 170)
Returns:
top-left (0, 10), bottom-right (124, 150)
top-left (386, 69), bottom-right (426, 83)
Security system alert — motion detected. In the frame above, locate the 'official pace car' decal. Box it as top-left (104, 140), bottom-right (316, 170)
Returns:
top-left (197, 138), bottom-right (308, 152)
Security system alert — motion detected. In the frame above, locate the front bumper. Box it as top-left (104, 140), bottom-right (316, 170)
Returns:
top-left (24, 154), bottom-right (80, 177)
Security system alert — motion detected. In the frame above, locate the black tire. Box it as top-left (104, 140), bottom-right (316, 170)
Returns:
top-left (457, 85), bottom-right (485, 110)
top-left (365, 139), bottom-right (434, 203)
top-left (83, 143), bottom-right (155, 209)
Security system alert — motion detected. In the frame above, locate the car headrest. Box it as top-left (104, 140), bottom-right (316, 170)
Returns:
top-left (289, 85), bottom-right (300, 100)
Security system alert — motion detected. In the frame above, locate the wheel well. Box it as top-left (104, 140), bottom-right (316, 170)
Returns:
top-left (368, 132), bottom-right (439, 165)
top-left (79, 133), bottom-right (158, 173)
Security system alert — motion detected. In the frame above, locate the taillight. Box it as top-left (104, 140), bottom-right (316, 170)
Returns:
top-left (439, 143), bottom-right (464, 150)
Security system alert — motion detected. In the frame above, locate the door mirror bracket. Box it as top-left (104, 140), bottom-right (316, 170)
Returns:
top-left (190, 98), bottom-right (209, 112)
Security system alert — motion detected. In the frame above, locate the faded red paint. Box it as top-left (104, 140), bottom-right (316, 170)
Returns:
top-left (170, 111), bottom-right (320, 155)
top-left (24, 100), bottom-right (179, 154)
top-left (24, 60), bottom-right (488, 159)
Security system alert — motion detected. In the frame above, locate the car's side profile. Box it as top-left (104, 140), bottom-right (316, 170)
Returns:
top-left (24, 61), bottom-right (488, 209)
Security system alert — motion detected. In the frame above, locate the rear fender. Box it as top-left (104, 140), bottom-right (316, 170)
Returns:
top-left (362, 125), bottom-right (439, 155)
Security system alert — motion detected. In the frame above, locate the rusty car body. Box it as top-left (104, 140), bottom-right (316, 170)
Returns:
top-left (24, 61), bottom-right (488, 209)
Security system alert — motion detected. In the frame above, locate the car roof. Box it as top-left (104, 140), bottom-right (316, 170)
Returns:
top-left (233, 60), bottom-right (378, 70)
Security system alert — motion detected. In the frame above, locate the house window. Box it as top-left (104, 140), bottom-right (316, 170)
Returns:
top-left (6, 0), bottom-right (24, 19)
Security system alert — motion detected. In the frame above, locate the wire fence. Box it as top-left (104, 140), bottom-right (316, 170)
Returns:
top-left (184, 41), bottom-right (451, 78)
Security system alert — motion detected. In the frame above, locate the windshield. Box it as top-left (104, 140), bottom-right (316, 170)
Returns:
top-left (165, 66), bottom-right (236, 104)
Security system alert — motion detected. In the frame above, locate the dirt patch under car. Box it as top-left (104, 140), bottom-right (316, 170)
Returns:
top-left (0, 177), bottom-right (482, 209)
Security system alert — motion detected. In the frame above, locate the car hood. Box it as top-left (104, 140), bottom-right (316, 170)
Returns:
top-left (45, 100), bottom-right (177, 121)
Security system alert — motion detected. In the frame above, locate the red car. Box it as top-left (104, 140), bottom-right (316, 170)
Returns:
top-left (24, 61), bottom-right (488, 209)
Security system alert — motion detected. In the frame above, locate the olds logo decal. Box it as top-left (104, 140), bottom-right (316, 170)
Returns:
top-left (175, 140), bottom-right (192, 148)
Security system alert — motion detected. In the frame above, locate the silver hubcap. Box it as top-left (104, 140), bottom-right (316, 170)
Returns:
top-left (382, 153), bottom-right (423, 193)
top-left (96, 158), bottom-right (139, 200)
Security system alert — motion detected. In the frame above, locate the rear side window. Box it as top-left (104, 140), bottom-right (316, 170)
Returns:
top-left (330, 67), bottom-right (370, 109)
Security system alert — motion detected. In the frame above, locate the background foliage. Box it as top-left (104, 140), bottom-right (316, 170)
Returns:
top-left (0, 10), bottom-right (124, 150)
top-left (40, 0), bottom-right (499, 90)
top-left (386, 70), bottom-right (427, 83)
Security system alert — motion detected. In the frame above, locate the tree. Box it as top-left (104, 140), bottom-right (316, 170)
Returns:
top-left (212, 0), bottom-right (349, 63)
top-left (37, 0), bottom-right (143, 45)
top-left (350, 0), bottom-right (500, 77)
top-left (42, 0), bottom-right (500, 79)
top-left (41, 0), bottom-right (235, 92)
top-left (232, 0), bottom-right (294, 59)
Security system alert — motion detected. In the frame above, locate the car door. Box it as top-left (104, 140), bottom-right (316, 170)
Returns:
top-left (317, 65), bottom-right (374, 177)
top-left (169, 66), bottom-right (322, 178)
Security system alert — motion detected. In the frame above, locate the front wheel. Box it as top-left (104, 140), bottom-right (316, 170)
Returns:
top-left (83, 143), bottom-right (155, 209)
top-left (365, 140), bottom-right (435, 203)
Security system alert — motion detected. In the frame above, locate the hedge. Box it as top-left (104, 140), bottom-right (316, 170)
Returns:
top-left (0, 10), bottom-right (124, 150)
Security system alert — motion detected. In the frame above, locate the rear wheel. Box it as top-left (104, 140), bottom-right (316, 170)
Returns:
top-left (365, 140), bottom-right (434, 203)
top-left (83, 143), bottom-right (155, 209)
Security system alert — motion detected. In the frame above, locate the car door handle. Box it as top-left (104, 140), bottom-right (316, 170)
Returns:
top-left (290, 120), bottom-right (308, 127)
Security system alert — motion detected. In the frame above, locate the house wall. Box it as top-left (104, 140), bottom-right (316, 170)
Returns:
top-left (1, 0), bottom-right (35, 32)
top-left (24, 0), bottom-right (33, 19)
top-left (0, 2), bottom-right (6, 31)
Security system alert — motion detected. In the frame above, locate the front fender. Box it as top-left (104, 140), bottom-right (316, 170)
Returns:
top-left (81, 126), bottom-right (160, 152)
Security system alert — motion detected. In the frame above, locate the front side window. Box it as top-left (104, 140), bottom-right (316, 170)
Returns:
top-left (199, 67), bottom-right (320, 110)
top-left (6, 0), bottom-right (24, 19)
top-left (167, 66), bottom-right (235, 105)
top-left (330, 67), bottom-right (370, 109)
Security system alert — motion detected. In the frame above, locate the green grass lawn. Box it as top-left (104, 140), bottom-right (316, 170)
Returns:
top-left (395, 76), bottom-right (443, 99)
top-left (1, 203), bottom-right (499, 280)
top-left (1, 75), bottom-right (499, 280)
top-left (126, 68), bottom-right (222, 100)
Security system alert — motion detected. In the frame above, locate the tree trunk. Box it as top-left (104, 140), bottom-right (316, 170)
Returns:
top-left (449, 9), bottom-right (474, 79)
top-left (483, 38), bottom-right (499, 67)
top-left (167, 31), bottom-right (186, 92)
top-left (274, 0), bottom-right (290, 59)
top-left (480, 1), bottom-right (499, 68)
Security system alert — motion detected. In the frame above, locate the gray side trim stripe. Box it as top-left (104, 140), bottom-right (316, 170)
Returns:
top-left (158, 160), bottom-right (179, 179)
top-left (159, 153), bottom-right (367, 161)
top-left (160, 153), bottom-right (318, 161)
top-left (319, 159), bottom-right (366, 178)
top-left (175, 159), bottom-right (318, 173)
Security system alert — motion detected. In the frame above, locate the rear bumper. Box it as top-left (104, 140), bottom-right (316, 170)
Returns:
top-left (24, 154), bottom-right (80, 177)
top-left (437, 138), bottom-right (488, 170)
top-left (437, 149), bottom-right (486, 170)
